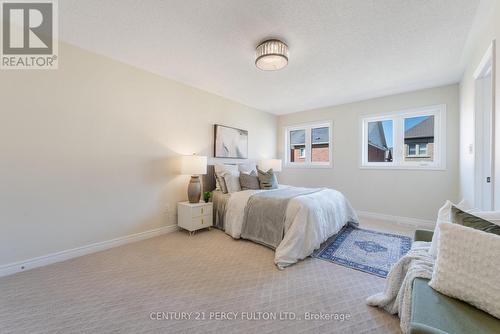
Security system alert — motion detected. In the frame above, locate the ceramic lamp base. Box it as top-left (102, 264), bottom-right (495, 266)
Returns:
top-left (188, 175), bottom-right (201, 203)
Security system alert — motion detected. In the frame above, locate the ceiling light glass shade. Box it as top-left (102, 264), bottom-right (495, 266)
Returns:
top-left (255, 39), bottom-right (288, 71)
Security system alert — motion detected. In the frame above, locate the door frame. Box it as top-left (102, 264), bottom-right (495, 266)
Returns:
top-left (473, 40), bottom-right (496, 210)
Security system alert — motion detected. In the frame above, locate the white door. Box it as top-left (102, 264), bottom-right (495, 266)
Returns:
top-left (481, 72), bottom-right (493, 210)
top-left (474, 44), bottom-right (494, 211)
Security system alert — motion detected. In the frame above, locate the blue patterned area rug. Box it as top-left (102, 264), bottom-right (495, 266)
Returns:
top-left (312, 225), bottom-right (412, 278)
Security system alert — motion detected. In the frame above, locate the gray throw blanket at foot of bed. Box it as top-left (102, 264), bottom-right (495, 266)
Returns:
top-left (241, 187), bottom-right (323, 249)
top-left (366, 241), bottom-right (434, 334)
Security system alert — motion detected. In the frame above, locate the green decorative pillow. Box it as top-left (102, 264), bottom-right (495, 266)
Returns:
top-left (257, 168), bottom-right (278, 190)
top-left (451, 206), bottom-right (500, 235)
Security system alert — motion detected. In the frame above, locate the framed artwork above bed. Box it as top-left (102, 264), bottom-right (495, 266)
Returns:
top-left (214, 124), bottom-right (248, 159)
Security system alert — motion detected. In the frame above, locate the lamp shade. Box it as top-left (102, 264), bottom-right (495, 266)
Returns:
top-left (181, 155), bottom-right (207, 175)
top-left (259, 159), bottom-right (282, 172)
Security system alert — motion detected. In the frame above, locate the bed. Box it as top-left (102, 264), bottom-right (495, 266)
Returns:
top-left (203, 165), bottom-right (358, 269)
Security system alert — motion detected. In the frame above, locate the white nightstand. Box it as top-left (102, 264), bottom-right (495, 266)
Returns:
top-left (177, 202), bottom-right (213, 235)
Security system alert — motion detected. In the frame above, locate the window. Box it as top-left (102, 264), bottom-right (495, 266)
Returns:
top-left (407, 143), bottom-right (428, 157)
top-left (289, 129), bottom-right (306, 163)
top-left (367, 119), bottom-right (393, 163)
top-left (311, 127), bottom-right (330, 163)
top-left (361, 105), bottom-right (445, 169)
top-left (285, 121), bottom-right (332, 167)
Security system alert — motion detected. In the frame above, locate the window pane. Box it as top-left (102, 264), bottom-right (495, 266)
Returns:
top-left (408, 144), bottom-right (416, 156)
top-left (419, 144), bottom-right (428, 155)
top-left (367, 120), bottom-right (393, 162)
top-left (311, 127), bottom-right (329, 162)
top-left (290, 129), bottom-right (306, 163)
top-left (404, 116), bottom-right (434, 161)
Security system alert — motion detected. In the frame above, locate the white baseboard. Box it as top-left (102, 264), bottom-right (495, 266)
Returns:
top-left (0, 224), bottom-right (178, 278)
top-left (0, 212), bottom-right (432, 278)
top-left (357, 211), bottom-right (435, 229)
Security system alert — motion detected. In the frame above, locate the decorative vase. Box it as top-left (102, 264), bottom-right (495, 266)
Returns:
top-left (187, 176), bottom-right (201, 203)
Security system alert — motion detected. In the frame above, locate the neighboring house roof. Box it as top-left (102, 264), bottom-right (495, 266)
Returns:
top-left (405, 116), bottom-right (434, 139)
top-left (290, 127), bottom-right (329, 145)
top-left (368, 122), bottom-right (388, 150)
top-left (312, 127), bottom-right (329, 143)
top-left (290, 130), bottom-right (305, 145)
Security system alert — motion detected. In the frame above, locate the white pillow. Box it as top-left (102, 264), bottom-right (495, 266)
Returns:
top-left (238, 162), bottom-right (257, 174)
top-left (429, 223), bottom-right (500, 319)
top-left (222, 173), bottom-right (241, 193)
top-left (428, 199), bottom-right (471, 258)
top-left (215, 163), bottom-right (239, 177)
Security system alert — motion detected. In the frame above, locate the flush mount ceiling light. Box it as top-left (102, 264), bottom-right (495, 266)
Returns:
top-left (255, 39), bottom-right (289, 71)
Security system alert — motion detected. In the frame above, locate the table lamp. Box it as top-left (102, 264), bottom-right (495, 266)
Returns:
top-left (181, 154), bottom-right (207, 203)
top-left (258, 159), bottom-right (282, 172)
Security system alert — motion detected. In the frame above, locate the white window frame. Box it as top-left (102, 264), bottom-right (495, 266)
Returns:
top-left (360, 104), bottom-right (446, 170)
top-left (284, 121), bottom-right (333, 168)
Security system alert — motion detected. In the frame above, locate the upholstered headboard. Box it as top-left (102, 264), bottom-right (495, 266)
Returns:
top-left (203, 164), bottom-right (244, 192)
top-left (202, 165), bottom-right (217, 192)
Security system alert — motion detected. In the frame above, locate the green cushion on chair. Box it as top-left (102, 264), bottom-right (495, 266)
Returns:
top-left (414, 229), bottom-right (434, 242)
top-left (410, 278), bottom-right (500, 334)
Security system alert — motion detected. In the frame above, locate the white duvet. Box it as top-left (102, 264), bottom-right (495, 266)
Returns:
top-left (224, 186), bottom-right (358, 269)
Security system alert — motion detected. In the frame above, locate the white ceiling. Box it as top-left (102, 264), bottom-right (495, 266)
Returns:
top-left (60, 0), bottom-right (481, 115)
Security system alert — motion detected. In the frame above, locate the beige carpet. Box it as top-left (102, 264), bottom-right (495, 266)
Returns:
top-left (0, 229), bottom-right (401, 333)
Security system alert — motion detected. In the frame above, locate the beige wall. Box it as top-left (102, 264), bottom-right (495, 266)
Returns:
top-left (459, 1), bottom-right (500, 208)
top-left (0, 42), bottom-right (277, 266)
top-left (278, 84), bottom-right (460, 221)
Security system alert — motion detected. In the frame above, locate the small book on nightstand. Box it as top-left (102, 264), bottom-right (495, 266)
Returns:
top-left (177, 202), bottom-right (213, 235)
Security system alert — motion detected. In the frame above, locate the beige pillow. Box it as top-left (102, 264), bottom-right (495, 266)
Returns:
top-left (223, 173), bottom-right (241, 193)
top-left (216, 175), bottom-right (228, 193)
top-left (238, 162), bottom-right (257, 174)
top-left (429, 223), bottom-right (500, 319)
top-left (215, 164), bottom-right (239, 193)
